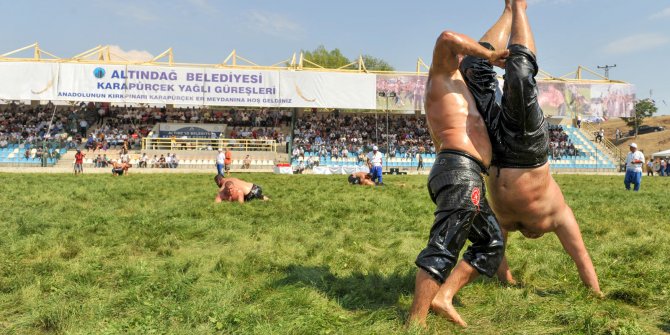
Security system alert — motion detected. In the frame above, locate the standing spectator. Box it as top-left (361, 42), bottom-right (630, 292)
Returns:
top-left (417, 152), bottom-right (424, 171)
top-left (224, 147), bottom-right (233, 176)
top-left (624, 143), bottom-right (645, 191)
top-left (646, 159), bottom-right (654, 176)
top-left (367, 145), bottom-right (384, 186)
top-left (216, 149), bottom-right (225, 175)
top-left (242, 155), bottom-right (251, 169)
top-left (615, 128), bottom-right (621, 141)
top-left (79, 119), bottom-right (89, 136)
top-left (74, 149), bottom-right (85, 175)
top-left (661, 160), bottom-right (667, 177)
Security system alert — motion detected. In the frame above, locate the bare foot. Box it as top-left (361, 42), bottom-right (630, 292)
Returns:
top-left (431, 298), bottom-right (467, 327)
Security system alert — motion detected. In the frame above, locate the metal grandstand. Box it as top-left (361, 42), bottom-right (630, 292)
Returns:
top-left (0, 43), bottom-right (631, 171)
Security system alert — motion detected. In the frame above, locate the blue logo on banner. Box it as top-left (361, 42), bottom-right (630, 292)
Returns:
top-left (93, 67), bottom-right (106, 79)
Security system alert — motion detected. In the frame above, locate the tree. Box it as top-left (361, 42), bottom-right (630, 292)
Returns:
top-left (621, 98), bottom-right (657, 137)
top-left (362, 55), bottom-right (395, 71)
top-left (301, 45), bottom-right (350, 69)
top-left (300, 46), bottom-right (395, 71)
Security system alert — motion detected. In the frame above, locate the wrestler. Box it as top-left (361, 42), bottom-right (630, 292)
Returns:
top-left (348, 172), bottom-right (375, 186)
top-left (456, 0), bottom-right (602, 295)
top-left (407, 2), bottom-right (510, 328)
top-left (111, 160), bottom-right (127, 176)
top-left (214, 175), bottom-right (269, 203)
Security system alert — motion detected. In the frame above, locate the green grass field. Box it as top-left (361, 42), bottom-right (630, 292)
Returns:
top-left (0, 173), bottom-right (669, 334)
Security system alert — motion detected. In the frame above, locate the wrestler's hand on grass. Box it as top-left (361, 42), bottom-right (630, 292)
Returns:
top-left (488, 49), bottom-right (509, 68)
top-left (591, 290), bottom-right (605, 299)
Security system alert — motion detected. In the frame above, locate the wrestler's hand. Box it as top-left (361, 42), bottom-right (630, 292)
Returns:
top-left (488, 49), bottom-right (509, 68)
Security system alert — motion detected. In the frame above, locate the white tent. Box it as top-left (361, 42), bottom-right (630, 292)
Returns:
top-left (652, 149), bottom-right (670, 159)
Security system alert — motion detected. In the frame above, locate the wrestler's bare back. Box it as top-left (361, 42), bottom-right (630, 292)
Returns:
top-left (425, 71), bottom-right (492, 167)
top-left (216, 177), bottom-right (254, 202)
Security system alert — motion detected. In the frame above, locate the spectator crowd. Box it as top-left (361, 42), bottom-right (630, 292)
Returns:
top-left (548, 125), bottom-right (580, 158)
top-left (290, 110), bottom-right (435, 163)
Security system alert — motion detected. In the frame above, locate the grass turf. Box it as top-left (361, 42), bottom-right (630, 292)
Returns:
top-left (0, 173), bottom-right (668, 334)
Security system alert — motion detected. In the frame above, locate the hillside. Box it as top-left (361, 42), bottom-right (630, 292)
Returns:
top-left (596, 115), bottom-right (670, 157)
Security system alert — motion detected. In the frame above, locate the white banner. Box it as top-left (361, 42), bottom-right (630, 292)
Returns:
top-left (280, 71), bottom-right (376, 109)
top-left (57, 63), bottom-right (126, 103)
top-left (13, 62), bottom-right (377, 109)
top-left (202, 68), bottom-right (282, 107)
top-left (0, 62), bottom-right (59, 100)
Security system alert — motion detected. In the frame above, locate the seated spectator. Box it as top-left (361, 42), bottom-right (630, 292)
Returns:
top-left (95, 154), bottom-right (103, 167)
top-left (139, 153), bottom-right (148, 168)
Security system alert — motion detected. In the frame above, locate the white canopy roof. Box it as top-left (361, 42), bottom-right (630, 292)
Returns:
top-left (652, 149), bottom-right (670, 158)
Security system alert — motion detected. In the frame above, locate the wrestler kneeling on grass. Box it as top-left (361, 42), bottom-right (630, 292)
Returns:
top-left (214, 175), bottom-right (269, 203)
top-left (111, 160), bottom-right (131, 176)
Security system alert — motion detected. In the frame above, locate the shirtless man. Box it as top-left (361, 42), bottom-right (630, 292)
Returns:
top-left (407, 3), bottom-right (510, 328)
top-left (214, 175), bottom-right (269, 203)
top-left (111, 160), bottom-right (129, 176)
top-left (348, 171), bottom-right (375, 186)
top-left (455, 0), bottom-right (602, 295)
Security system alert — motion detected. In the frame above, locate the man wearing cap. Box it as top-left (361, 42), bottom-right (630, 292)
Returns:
top-left (74, 149), bottom-right (85, 175)
top-left (367, 146), bottom-right (384, 185)
top-left (624, 142), bottom-right (645, 191)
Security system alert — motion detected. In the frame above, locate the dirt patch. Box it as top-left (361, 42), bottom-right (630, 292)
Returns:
top-left (594, 115), bottom-right (670, 156)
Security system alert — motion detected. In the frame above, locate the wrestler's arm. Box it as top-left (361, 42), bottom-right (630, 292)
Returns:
top-left (554, 207), bottom-right (603, 296)
top-left (215, 192), bottom-right (223, 203)
top-left (237, 192), bottom-right (245, 204)
top-left (433, 31), bottom-right (509, 73)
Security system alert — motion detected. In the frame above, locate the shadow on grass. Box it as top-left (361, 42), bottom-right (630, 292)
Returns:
top-left (659, 320), bottom-right (670, 333)
top-left (272, 265), bottom-right (414, 311)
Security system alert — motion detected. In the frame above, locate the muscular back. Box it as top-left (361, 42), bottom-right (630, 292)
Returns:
top-left (425, 31), bottom-right (499, 167)
top-left (425, 72), bottom-right (492, 166)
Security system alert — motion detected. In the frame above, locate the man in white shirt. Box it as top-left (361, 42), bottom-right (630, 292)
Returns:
top-left (216, 149), bottom-right (225, 176)
top-left (624, 142), bottom-right (645, 191)
top-left (366, 145), bottom-right (384, 185)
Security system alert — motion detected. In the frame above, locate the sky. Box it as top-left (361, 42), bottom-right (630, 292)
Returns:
top-left (1, 0), bottom-right (669, 115)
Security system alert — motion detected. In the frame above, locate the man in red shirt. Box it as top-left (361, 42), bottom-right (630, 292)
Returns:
top-left (74, 149), bottom-right (85, 175)
top-left (224, 147), bottom-right (233, 176)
